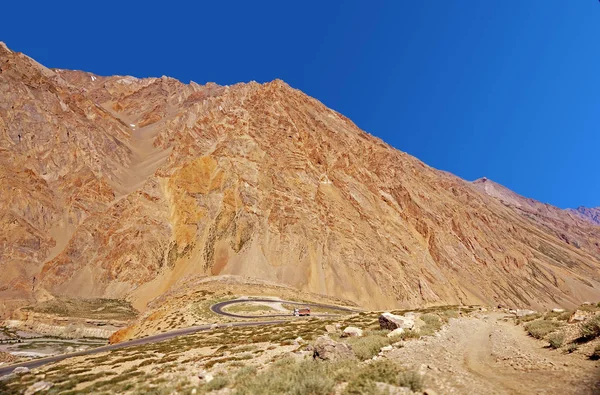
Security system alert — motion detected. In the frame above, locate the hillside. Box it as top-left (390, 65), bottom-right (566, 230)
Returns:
top-left (1, 42), bottom-right (600, 317)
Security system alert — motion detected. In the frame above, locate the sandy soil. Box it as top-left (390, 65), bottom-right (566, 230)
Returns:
top-left (387, 312), bottom-right (600, 394)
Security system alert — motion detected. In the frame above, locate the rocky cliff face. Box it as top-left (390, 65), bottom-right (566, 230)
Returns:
top-left (1, 42), bottom-right (600, 312)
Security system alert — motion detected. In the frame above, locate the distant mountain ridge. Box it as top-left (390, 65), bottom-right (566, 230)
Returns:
top-left (1, 42), bottom-right (600, 318)
top-left (568, 207), bottom-right (600, 226)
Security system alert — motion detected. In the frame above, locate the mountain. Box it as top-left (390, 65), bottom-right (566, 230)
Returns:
top-left (567, 207), bottom-right (600, 226)
top-left (1, 42), bottom-right (600, 318)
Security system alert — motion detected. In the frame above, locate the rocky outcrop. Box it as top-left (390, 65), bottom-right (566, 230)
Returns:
top-left (341, 326), bottom-right (363, 338)
top-left (313, 336), bottom-right (355, 361)
top-left (379, 313), bottom-right (416, 331)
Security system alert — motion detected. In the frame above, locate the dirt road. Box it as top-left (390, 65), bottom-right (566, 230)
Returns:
top-left (388, 312), bottom-right (600, 394)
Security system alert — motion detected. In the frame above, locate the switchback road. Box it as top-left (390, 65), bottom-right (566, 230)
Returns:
top-left (0, 298), bottom-right (357, 377)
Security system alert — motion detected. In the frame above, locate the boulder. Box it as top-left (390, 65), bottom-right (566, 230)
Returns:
top-left (569, 310), bottom-right (593, 324)
top-left (198, 370), bottom-right (214, 383)
top-left (24, 381), bottom-right (53, 395)
top-left (387, 328), bottom-right (405, 338)
top-left (13, 366), bottom-right (30, 375)
top-left (313, 336), bottom-right (355, 361)
top-left (341, 326), bottom-right (363, 338)
top-left (552, 308), bottom-right (565, 313)
top-left (379, 313), bottom-right (415, 330)
top-left (380, 345), bottom-right (393, 352)
top-left (325, 324), bottom-right (337, 334)
top-left (66, 346), bottom-right (74, 353)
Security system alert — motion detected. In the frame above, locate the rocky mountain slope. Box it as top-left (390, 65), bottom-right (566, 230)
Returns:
top-left (1, 42), bottom-right (600, 315)
top-left (567, 207), bottom-right (600, 226)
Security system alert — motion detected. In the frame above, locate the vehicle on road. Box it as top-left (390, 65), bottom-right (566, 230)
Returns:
top-left (293, 307), bottom-right (311, 316)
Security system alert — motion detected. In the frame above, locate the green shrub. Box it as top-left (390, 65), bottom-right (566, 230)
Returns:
top-left (344, 360), bottom-right (422, 394)
top-left (233, 358), bottom-right (335, 395)
top-left (556, 311), bottom-right (573, 321)
top-left (206, 376), bottom-right (229, 391)
top-left (419, 314), bottom-right (442, 336)
top-left (345, 332), bottom-right (392, 361)
top-left (524, 320), bottom-right (561, 339)
top-left (397, 330), bottom-right (421, 341)
top-left (548, 332), bottom-right (564, 349)
top-left (580, 315), bottom-right (600, 340)
top-left (397, 371), bottom-right (424, 392)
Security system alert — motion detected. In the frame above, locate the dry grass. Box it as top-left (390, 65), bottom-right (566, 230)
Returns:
top-left (548, 332), bottom-right (565, 349)
top-left (580, 315), bottom-right (600, 340)
top-left (343, 330), bottom-right (393, 361)
top-left (525, 320), bottom-right (562, 339)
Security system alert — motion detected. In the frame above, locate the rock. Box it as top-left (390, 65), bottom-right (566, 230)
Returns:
top-left (379, 313), bottom-right (415, 330)
top-left (304, 344), bottom-right (315, 352)
top-left (423, 389), bottom-right (438, 395)
top-left (341, 326), bottom-right (363, 338)
top-left (24, 381), bottom-right (53, 395)
top-left (568, 310), bottom-right (593, 323)
top-left (198, 370), bottom-right (214, 383)
top-left (387, 328), bottom-right (405, 338)
top-left (293, 336), bottom-right (304, 346)
top-left (335, 323), bottom-right (342, 329)
top-left (552, 308), bottom-right (565, 313)
top-left (380, 345), bottom-right (393, 352)
top-left (325, 324), bottom-right (337, 333)
top-left (13, 366), bottom-right (30, 375)
top-left (66, 346), bottom-right (74, 353)
top-left (515, 310), bottom-right (537, 317)
top-left (479, 307), bottom-right (488, 312)
top-left (313, 336), bottom-right (355, 361)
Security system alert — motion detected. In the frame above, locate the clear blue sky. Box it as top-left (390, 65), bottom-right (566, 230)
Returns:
top-left (2, 1), bottom-right (599, 209)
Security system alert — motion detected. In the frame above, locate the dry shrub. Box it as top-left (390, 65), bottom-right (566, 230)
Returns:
top-left (525, 320), bottom-right (561, 339)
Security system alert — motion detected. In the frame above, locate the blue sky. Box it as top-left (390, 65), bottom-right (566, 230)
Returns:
top-left (2, 1), bottom-right (598, 208)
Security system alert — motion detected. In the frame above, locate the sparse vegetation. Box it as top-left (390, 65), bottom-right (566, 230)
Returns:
top-left (344, 359), bottom-right (423, 394)
top-left (548, 332), bottom-right (564, 349)
top-left (232, 358), bottom-right (336, 395)
top-left (419, 313), bottom-right (443, 336)
top-left (344, 330), bottom-right (393, 360)
top-left (517, 313), bottom-right (542, 324)
top-left (525, 320), bottom-right (561, 339)
top-left (580, 315), bottom-right (600, 340)
top-left (206, 375), bottom-right (230, 391)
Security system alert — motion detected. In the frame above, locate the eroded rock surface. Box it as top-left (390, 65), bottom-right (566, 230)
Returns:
top-left (1, 42), bottom-right (600, 316)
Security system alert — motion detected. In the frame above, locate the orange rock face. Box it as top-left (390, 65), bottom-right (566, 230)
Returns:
top-left (1, 42), bottom-right (600, 313)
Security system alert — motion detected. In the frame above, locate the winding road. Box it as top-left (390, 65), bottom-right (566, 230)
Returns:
top-left (0, 298), bottom-right (356, 377)
top-left (210, 298), bottom-right (358, 318)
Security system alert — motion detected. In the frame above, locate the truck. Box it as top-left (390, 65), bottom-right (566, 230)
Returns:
top-left (293, 307), bottom-right (311, 316)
